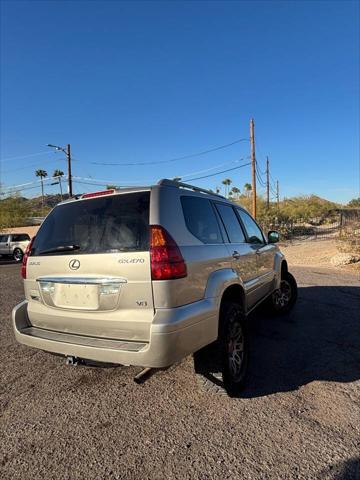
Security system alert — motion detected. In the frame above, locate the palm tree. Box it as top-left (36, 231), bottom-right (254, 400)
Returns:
top-left (244, 183), bottom-right (252, 198)
top-left (222, 178), bottom-right (232, 198)
top-left (231, 186), bottom-right (240, 199)
top-left (53, 169), bottom-right (64, 200)
top-left (35, 169), bottom-right (48, 210)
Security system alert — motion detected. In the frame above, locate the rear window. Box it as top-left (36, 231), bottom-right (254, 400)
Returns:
top-left (181, 196), bottom-right (223, 244)
top-left (31, 192), bottom-right (150, 256)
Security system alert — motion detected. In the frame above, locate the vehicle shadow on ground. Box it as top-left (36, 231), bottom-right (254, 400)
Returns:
top-left (194, 285), bottom-right (360, 397)
top-left (319, 457), bottom-right (360, 480)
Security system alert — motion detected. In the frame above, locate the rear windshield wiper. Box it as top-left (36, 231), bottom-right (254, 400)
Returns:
top-left (38, 244), bottom-right (81, 255)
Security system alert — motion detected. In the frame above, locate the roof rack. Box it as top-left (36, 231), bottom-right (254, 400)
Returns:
top-left (158, 179), bottom-right (226, 199)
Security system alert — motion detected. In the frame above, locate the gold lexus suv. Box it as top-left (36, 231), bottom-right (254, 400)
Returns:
top-left (12, 179), bottom-right (297, 396)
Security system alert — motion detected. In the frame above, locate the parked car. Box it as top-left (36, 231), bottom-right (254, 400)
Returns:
top-left (12, 179), bottom-right (297, 396)
top-left (0, 233), bottom-right (30, 262)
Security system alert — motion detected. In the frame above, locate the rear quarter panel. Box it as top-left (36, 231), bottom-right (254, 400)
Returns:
top-left (150, 186), bottom-right (232, 308)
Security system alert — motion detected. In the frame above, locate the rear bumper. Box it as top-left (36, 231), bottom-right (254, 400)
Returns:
top-left (12, 299), bottom-right (218, 368)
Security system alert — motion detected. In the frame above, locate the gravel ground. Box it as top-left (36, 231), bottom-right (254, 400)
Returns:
top-left (0, 261), bottom-right (359, 480)
top-left (280, 239), bottom-right (360, 274)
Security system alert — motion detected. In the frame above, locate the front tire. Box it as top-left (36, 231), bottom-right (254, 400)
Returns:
top-left (13, 248), bottom-right (23, 263)
top-left (269, 271), bottom-right (297, 315)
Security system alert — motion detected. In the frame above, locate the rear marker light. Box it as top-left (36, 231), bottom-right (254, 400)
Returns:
top-left (150, 225), bottom-right (187, 281)
top-left (21, 236), bottom-right (35, 279)
top-left (81, 189), bottom-right (115, 199)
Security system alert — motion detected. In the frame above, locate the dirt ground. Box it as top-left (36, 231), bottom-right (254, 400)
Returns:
top-left (0, 257), bottom-right (359, 479)
top-left (280, 239), bottom-right (360, 274)
top-left (0, 226), bottom-right (39, 237)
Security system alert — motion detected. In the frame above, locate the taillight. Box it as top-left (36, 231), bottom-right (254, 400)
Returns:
top-left (150, 225), bottom-right (187, 280)
top-left (21, 236), bottom-right (35, 279)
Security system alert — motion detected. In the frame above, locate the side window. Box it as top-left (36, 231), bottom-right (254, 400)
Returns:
top-left (181, 196), bottom-right (223, 244)
top-left (0, 235), bottom-right (8, 242)
top-left (215, 204), bottom-right (246, 243)
top-left (12, 235), bottom-right (20, 242)
top-left (16, 234), bottom-right (30, 241)
top-left (237, 209), bottom-right (264, 244)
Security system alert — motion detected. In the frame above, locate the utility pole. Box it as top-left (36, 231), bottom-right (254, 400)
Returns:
top-left (266, 156), bottom-right (270, 209)
top-left (66, 144), bottom-right (72, 197)
top-left (276, 180), bottom-right (280, 209)
top-left (250, 118), bottom-right (257, 218)
top-left (47, 143), bottom-right (73, 197)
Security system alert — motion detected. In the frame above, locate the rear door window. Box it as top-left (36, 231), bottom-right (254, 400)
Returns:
top-left (31, 192), bottom-right (150, 255)
top-left (215, 204), bottom-right (246, 243)
top-left (181, 196), bottom-right (223, 244)
top-left (0, 235), bottom-right (9, 242)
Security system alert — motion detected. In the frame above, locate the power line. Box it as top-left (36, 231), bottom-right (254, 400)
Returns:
top-left (0, 151), bottom-right (50, 163)
top-left (255, 159), bottom-right (267, 176)
top-left (2, 157), bottom-right (67, 174)
top-left (73, 180), bottom-right (109, 187)
top-left (1, 175), bottom-right (69, 195)
top-left (186, 162), bottom-right (251, 182)
top-left (269, 171), bottom-right (277, 186)
top-left (89, 138), bottom-right (249, 166)
top-left (255, 169), bottom-right (266, 188)
top-left (178, 157), bottom-right (250, 179)
top-left (2, 157), bottom-right (252, 195)
top-left (73, 175), bottom-right (145, 185)
top-left (1, 184), bottom-right (42, 195)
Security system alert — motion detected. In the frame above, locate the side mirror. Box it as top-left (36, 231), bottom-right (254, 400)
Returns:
top-left (268, 230), bottom-right (279, 244)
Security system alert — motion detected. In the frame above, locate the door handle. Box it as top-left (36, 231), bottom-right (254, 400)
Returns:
top-left (232, 251), bottom-right (241, 259)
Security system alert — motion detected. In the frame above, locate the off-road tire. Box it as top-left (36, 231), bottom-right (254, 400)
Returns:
top-left (268, 271), bottom-right (297, 315)
top-left (194, 301), bottom-right (249, 397)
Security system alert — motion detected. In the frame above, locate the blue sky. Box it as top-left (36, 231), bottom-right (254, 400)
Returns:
top-left (1, 0), bottom-right (359, 203)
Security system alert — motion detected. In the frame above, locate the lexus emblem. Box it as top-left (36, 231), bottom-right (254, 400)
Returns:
top-left (69, 259), bottom-right (80, 270)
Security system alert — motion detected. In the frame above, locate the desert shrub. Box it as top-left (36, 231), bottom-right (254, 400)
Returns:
top-left (0, 196), bottom-right (30, 229)
top-left (337, 220), bottom-right (360, 255)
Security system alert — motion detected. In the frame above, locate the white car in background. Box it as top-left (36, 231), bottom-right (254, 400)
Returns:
top-left (0, 233), bottom-right (31, 262)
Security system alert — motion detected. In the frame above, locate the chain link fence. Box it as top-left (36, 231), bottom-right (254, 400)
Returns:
top-left (260, 210), bottom-right (360, 244)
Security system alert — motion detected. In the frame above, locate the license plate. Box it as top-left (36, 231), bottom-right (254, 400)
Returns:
top-left (53, 284), bottom-right (99, 310)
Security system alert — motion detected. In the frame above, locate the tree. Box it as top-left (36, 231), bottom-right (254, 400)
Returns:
top-left (53, 169), bottom-right (64, 200)
top-left (106, 184), bottom-right (118, 190)
top-left (231, 186), bottom-right (240, 199)
top-left (244, 183), bottom-right (252, 198)
top-left (222, 178), bottom-right (232, 197)
top-left (35, 169), bottom-right (48, 210)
